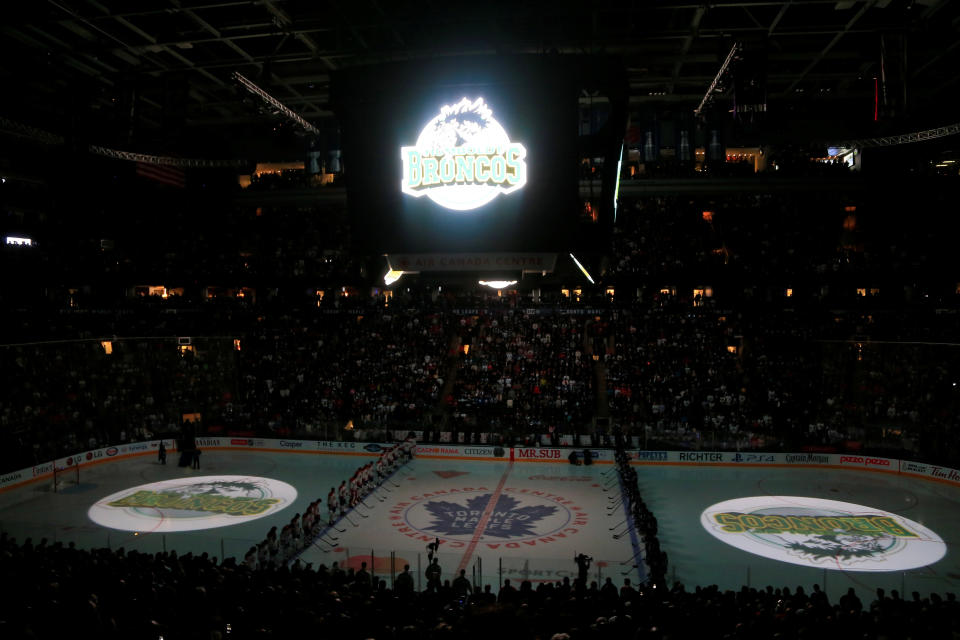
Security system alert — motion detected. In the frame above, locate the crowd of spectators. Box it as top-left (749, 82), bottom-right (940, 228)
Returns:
top-left (449, 310), bottom-right (594, 442)
top-left (3, 182), bottom-right (960, 472)
top-left (4, 176), bottom-right (960, 638)
top-left (233, 307), bottom-right (449, 436)
top-left (605, 305), bottom-right (746, 448)
top-left (607, 190), bottom-right (960, 310)
top-left (4, 531), bottom-right (959, 640)
top-left (3, 291), bottom-right (960, 472)
top-left (0, 338), bottom-right (236, 473)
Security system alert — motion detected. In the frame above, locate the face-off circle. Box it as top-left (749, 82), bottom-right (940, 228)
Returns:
top-left (88, 475), bottom-right (297, 532)
top-left (396, 488), bottom-right (586, 544)
top-left (701, 496), bottom-right (946, 572)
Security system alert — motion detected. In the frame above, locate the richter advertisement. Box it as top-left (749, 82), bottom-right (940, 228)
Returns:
top-left (700, 496), bottom-right (945, 572)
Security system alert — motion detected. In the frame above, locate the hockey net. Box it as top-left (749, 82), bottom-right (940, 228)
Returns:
top-left (53, 464), bottom-right (80, 492)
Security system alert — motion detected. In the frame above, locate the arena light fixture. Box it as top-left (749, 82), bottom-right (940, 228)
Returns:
top-left (569, 253), bottom-right (595, 284)
top-left (695, 42), bottom-right (741, 117)
top-left (613, 143), bottom-right (624, 223)
top-left (478, 280), bottom-right (518, 289)
top-left (232, 72), bottom-right (319, 136)
top-left (384, 269), bottom-right (405, 286)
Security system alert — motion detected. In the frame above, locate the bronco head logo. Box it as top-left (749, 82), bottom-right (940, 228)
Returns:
top-left (401, 97), bottom-right (527, 211)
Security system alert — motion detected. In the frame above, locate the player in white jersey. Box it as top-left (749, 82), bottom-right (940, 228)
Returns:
top-left (327, 487), bottom-right (338, 524)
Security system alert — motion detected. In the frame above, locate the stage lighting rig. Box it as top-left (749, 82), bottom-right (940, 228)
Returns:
top-left (232, 71), bottom-right (320, 136)
top-left (695, 42), bottom-right (742, 118)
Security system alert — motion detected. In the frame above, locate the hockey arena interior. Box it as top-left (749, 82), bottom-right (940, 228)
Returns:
top-left (3, 2), bottom-right (960, 638)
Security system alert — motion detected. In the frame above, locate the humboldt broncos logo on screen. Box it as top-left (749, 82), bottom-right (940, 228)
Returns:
top-left (401, 97), bottom-right (527, 211)
top-left (701, 496), bottom-right (946, 572)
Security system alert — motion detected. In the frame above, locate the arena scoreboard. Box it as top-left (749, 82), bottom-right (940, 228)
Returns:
top-left (334, 56), bottom-right (582, 255)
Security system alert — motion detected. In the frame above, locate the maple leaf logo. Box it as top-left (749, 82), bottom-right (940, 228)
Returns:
top-left (423, 494), bottom-right (558, 538)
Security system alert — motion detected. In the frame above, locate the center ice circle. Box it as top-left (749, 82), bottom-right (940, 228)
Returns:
top-left (401, 488), bottom-right (576, 543)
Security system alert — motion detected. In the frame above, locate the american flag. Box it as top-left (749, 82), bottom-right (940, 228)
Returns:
top-left (136, 161), bottom-right (186, 188)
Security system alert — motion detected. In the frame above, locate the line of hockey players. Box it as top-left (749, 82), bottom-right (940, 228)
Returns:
top-left (243, 439), bottom-right (415, 570)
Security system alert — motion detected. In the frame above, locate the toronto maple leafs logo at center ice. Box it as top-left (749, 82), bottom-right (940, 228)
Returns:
top-left (401, 489), bottom-right (579, 543)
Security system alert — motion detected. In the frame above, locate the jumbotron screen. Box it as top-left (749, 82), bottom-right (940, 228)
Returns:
top-left (333, 57), bottom-right (581, 254)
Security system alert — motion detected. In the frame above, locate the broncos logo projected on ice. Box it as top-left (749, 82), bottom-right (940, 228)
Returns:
top-left (423, 494), bottom-right (557, 538)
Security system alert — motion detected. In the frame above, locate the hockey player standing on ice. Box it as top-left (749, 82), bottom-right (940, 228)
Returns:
top-left (427, 537), bottom-right (440, 563)
top-left (425, 558), bottom-right (442, 592)
top-left (575, 553), bottom-right (593, 586)
top-left (375, 456), bottom-right (385, 483)
top-left (338, 480), bottom-right (348, 514)
top-left (327, 487), bottom-right (338, 525)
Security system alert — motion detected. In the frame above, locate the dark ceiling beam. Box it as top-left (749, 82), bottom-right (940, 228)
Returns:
top-left (637, 1), bottom-right (858, 8)
top-left (1, 25), bottom-right (109, 82)
top-left (63, 1), bottom-right (266, 22)
top-left (326, 0), bottom-right (370, 51)
top-left (919, 0), bottom-right (949, 21)
top-left (78, 0), bottom-right (227, 100)
top-left (259, 0), bottom-right (337, 71)
top-left (741, 5), bottom-right (766, 30)
top-left (113, 38), bottom-right (879, 80)
top-left (92, 22), bottom-right (894, 56)
top-left (669, 5), bottom-right (706, 95)
top-left (0, 23), bottom-right (130, 126)
top-left (635, 71), bottom-right (866, 85)
top-left (25, 23), bottom-right (120, 76)
top-left (370, 0), bottom-right (406, 48)
top-left (109, 0), bottom-right (868, 35)
top-left (911, 12), bottom-right (960, 79)
top-left (168, 0), bottom-right (324, 117)
top-left (768, 1), bottom-right (791, 35)
top-left (782, 0), bottom-right (876, 95)
top-left (912, 39), bottom-right (960, 79)
top-left (4, 20), bottom-right (164, 127)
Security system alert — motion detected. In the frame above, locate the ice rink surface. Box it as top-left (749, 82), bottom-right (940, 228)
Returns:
top-left (3, 450), bottom-right (959, 604)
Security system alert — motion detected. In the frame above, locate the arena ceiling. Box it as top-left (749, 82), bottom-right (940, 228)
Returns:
top-left (1, 0), bottom-right (958, 153)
